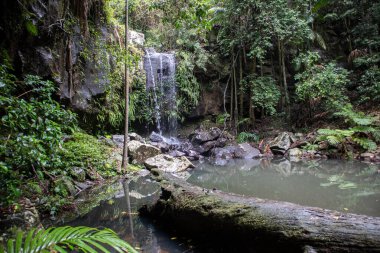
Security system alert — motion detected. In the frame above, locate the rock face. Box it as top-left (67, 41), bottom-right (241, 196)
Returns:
top-left (190, 86), bottom-right (224, 118)
top-left (144, 154), bottom-right (194, 173)
top-left (0, 1), bottom-right (144, 112)
top-left (269, 132), bottom-right (295, 155)
top-left (128, 140), bottom-right (161, 164)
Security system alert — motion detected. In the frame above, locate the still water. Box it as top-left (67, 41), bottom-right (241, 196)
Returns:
top-left (67, 159), bottom-right (380, 252)
top-left (67, 175), bottom-right (192, 252)
top-left (188, 159), bottom-right (380, 217)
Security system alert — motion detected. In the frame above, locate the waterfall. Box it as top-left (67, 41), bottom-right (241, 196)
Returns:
top-left (144, 48), bottom-right (177, 137)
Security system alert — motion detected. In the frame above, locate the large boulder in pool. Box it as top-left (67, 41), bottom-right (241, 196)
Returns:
top-left (269, 132), bottom-right (296, 155)
top-left (144, 154), bottom-right (194, 173)
top-left (128, 140), bottom-right (161, 164)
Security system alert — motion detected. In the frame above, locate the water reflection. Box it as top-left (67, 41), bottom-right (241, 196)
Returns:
top-left (68, 175), bottom-right (191, 252)
top-left (188, 159), bottom-right (380, 217)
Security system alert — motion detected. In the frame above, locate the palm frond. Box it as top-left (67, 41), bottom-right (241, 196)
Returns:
top-left (1, 226), bottom-right (138, 253)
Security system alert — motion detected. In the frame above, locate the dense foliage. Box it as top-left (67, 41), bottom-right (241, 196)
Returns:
top-left (0, 66), bottom-right (119, 209)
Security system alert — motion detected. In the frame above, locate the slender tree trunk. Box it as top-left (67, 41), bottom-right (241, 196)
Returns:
top-left (249, 56), bottom-right (257, 126)
top-left (277, 40), bottom-right (283, 111)
top-left (239, 53), bottom-right (244, 118)
top-left (281, 41), bottom-right (290, 117)
top-left (121, 0), bottom-right (130, 173)
top-left (230, 57), bottom-right (234, 129)
top-left (233, 53), bottom-right (238, 135)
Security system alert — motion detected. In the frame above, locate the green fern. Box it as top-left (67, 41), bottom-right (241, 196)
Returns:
top-left (0, 226), bottom-right (138, 253)
top-left (352, 137), bottom-right (377, 151)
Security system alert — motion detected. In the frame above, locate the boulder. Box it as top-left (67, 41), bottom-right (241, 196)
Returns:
top-left (150, 131), bottom-right (164, 143)
top-left (112, 133), bottom-right (145, 148)
top-left (211, 147), bottom-right (234, 160)
top-left (128, 140), bottom-right (161, 164)
top-left (168, 150), bottom-right (186, 157)
top-left (270, 132), bottom-right (295, 155)
top-left (144, 154), bottom-right (194, 173)
top-left (234, 143), bottom-right (261, 159)
top-left (200, 138), bottom-right (227, 154)
top-left (288, 148), bottom-right (303, 158)
top-left (190, 127), bottom-right (222, 145)
top-left (129, 133), bottom-right (145, 142)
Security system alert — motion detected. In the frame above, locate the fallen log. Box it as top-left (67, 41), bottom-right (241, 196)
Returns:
top-left (141, 171), bottom-right (380, 253)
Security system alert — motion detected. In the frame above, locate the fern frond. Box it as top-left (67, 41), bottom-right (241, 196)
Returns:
top-left (326, 135), bottom-right (341, 145)
top-left (317, 129), bottom-right (336, 136)
top-left (352, 137), bottom-right (377, 151)
top-left (2, 226), bottom-right (138, 253)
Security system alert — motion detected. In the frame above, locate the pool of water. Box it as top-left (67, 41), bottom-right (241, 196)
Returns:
top-left (187, 159), bottom-right (380, 217)
top-left (67, 175), bottom-right (193, 252)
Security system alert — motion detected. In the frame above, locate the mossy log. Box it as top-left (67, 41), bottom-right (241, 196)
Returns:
top-left (142, 171), bottom-right (380, 252)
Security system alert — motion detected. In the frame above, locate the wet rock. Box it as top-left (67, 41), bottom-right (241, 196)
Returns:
top-left (144, 154), bottom-right (194, 173)
top-left (70, 167), bottom-right (86, 182)
top-left (270, 132), bottom-right (295, 155)
top-left (186, 150), bottom-right (202, 161)
top-left (211, 147), bottom-right (234, 160)
top-left (129, 133), bottom-right (145, 142)
top-left (234, 143), bottom-right (261, 159)
top-left (112, 133), bottom-right (145, 148)
top-left (151, 142), bottom-right (170, 153)
top-left (128, 140), bottom-right (161, 164)
top-left (150, 131), bottom-right (164, 143)
top-left (190, 127), bottom-right (222, 145)
top-left (201, 138), bottom-right (227, 153)
top-left (168, 150), bottom-right (186, 157)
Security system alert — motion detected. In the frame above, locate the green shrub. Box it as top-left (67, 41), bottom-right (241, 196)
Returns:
top-left (59, 132), bottom-right (118, 177)
top-left (242, 75), bottom-right (281, 116)
top-left (295, 62), bottom-right (349, 108)
top-left (237, 132), bottom-right (260, 143)
top-left (0, 72), bottom-right (77, 205)
top-left (357, 66), bottom-right (380, 104)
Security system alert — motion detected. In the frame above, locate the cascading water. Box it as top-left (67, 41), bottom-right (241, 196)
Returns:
top-left (144, 48), bottom-right (177, 137)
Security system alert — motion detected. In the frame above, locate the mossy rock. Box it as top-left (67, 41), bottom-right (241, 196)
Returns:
top-left (53, 176), bottom-right (76, 197)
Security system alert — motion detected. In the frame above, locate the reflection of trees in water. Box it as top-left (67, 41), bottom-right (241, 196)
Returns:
top-left (68, 177), bottom-right (188, 252)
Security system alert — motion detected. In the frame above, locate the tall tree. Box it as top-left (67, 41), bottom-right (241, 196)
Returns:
top-left (121, 0), bottom-right (130, 172)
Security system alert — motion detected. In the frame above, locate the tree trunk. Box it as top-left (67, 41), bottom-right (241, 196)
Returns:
top-left (230, 57), bottom-right (234, 129)
top-left (239, 53), bottom-right (244, 118)
top-left (233, 53), bottom-right (238, 135)
top-left (143, 172), bottom-right (380, 253)
top-left (121, 0), bottom-right (130, 172)
top-left (279, 40), bottom-right (290, 116)
top-left (249, 56), bottom-right (257, 126)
